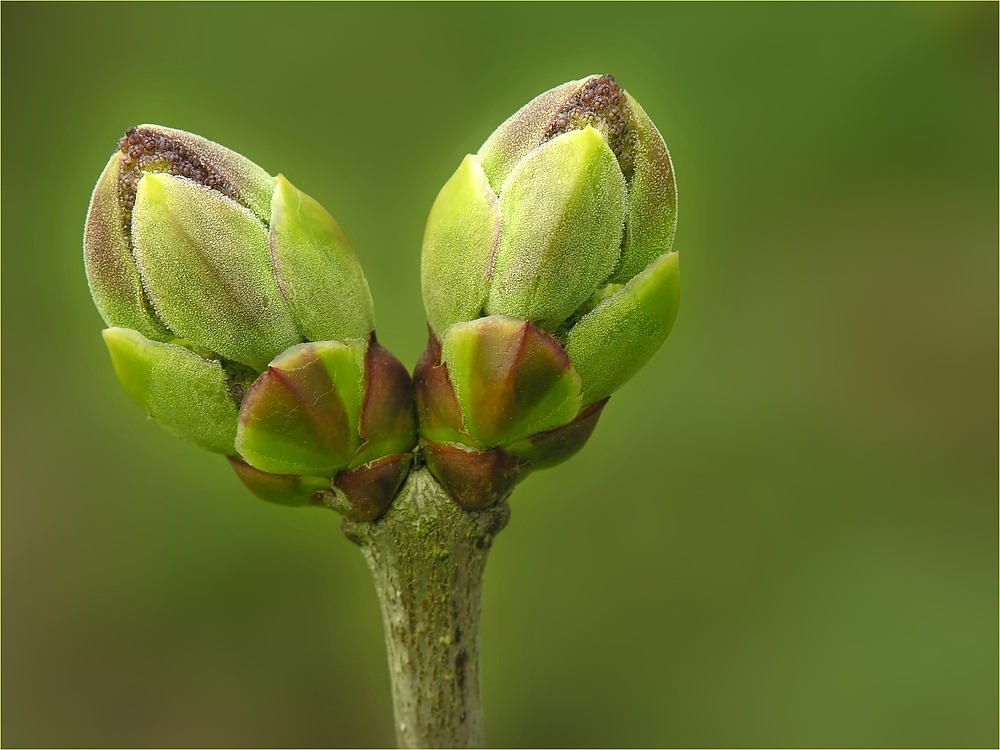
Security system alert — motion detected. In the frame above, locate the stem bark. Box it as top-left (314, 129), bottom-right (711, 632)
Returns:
top-left (341, 468), bottom-right (510, 748)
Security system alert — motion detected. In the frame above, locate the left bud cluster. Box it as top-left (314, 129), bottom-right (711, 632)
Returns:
top-left (85, 126), bottom-right (416, 520)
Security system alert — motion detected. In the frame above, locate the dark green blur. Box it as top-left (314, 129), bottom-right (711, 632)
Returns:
top-left (3, 3), bottom-right (996, 746)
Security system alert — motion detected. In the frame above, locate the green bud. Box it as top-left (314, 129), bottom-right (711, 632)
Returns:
top-left (420, 75), bottom-right (678, 396)
top-left (85, 125), bottom-right (375, 369)
top-left (480, 79), bottom-right (678, 288)
top-left (84, 152), bottom-right (172, 341)
top-left (84, 127), bottom-right (376, 405)
top-left (131, 171), bottom-right (300, 371)
top-left (609, 96), bottom-right (678, 283)
top-left (477, 78), bottom-right (585, 189)
top-left (417, 75), bottom-right (680, 507)
top-left (86, 126), bottom-right (411, 520)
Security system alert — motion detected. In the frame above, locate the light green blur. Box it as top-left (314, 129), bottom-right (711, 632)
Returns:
top-left (2, 3), bottom-right (996, 748)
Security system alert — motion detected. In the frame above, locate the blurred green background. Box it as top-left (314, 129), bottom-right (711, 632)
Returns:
top-left (3, 3), bottom-right (997, 747)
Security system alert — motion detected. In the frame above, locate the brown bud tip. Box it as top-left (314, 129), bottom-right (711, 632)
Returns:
top-left (422, 440), bottom-right (529, 511)
top-left (543, 75), bottom-right (635, 178)
top-left (116, 126), bottom-right (243, 237)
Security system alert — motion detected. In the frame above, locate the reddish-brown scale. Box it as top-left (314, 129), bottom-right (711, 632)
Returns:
top-left (413, 327), bottom-right (467, 437)
top-left (421, 441), bottom-right (528, 511)
top-left (334, 454), bottom-right (412, 522)
top-left (543, 74), bottom-right (636, 180)
top-left (115, 126), bottom-right (244, 237)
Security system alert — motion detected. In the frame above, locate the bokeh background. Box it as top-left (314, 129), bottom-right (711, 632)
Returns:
top-left (3, 3), bottom-right (997, 747)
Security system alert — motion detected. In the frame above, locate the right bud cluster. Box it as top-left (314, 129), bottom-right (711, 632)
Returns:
top-left (418, 74), bottom-right (680, 510)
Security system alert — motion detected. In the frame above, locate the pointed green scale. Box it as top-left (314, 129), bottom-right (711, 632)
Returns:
top-left (485, 127), bottom-right (626, 331)
top-left (421, 155), bottom-right (499, 334)
top-left (269, 175), bottom-right (375, 342)
top-left (610, 95), bottom-right (678, 283)
top-left (441, 316), bottom-right (582, 448)
top-left (131, 173), bottom-right (301, 371)
top-left (566, 251), bottom-right (680, 405)
top-left (84, 152), bottom-right (171, 340)
top-left (235, 340), bottom-right (367, 477)
top-left (102, 327), bottom-right (238, 454)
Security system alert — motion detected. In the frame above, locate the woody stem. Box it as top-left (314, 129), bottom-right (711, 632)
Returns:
top-left (341, 467), bottom-right (510, 748)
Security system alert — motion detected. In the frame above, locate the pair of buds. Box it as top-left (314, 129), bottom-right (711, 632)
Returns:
top-left (85, 75), bottom-right (679, 519)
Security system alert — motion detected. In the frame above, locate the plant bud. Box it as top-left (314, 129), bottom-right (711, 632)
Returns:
top-left (86, 126), bottom-right (415, 520)
top-left (85, 125), bottom-right (374, 370)
top-left (418, 76), bottom-right (680, 508)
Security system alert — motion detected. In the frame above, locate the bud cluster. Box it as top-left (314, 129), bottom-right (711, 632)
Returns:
top-left (85, 75), bottom-right (679, 518)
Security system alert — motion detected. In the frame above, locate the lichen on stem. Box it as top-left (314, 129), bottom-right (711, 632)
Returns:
top-left (341, 467), bottom-right (510, 748)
